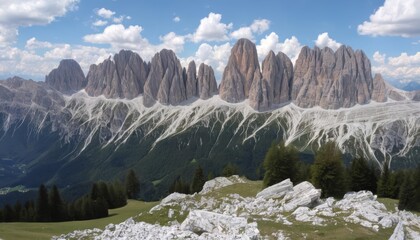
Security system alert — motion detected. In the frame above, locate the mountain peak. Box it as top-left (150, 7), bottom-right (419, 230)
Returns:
top-left (45, 59), bottom-right (86, 94)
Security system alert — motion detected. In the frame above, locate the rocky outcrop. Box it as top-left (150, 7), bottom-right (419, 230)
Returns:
top-left (1, 76), bottom-right (64, 108)
top-left (185, 61), bottom-right (197, 99)
top-left (371, 74), bottom-right (387, 102)
top-left (180, 210), bottom-right (259, 238)
top-left (197, 63), bottom-right (218, 100)
top-left (45, 59), bottom-right (86, 94)
top-left (200, 175), bottom-right (245, 195)
top-left (85, 50), bottom-right (148, 99)
top-left (143, 49), bottom-right (186, 106)
top-left (250, 51), bottom-right (294, 110)
top-left (219, 38), bottom-right (261, 103)
top-left (292, 45), bottom-right (373, 109)
top-left (256, 178), bottom-right (293, 199)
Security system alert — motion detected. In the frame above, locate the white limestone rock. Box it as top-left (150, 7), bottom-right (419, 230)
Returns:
top-left (180, 210), bottom-right (259, 239)
top-left (389, 221), bottom-right (405, 240)
top-left (256, 178), bottom-right (293, 199)
top-left (281, 181), bottom-right (322, 212)
top-left (200, 175), bottom-right (245, 195)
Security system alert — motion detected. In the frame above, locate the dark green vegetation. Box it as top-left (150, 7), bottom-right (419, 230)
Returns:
top-left (0, 110), bottom-right (284, 204)
top-left (0, 200), bottom-right (154, 240)
top-left (0, 170), bottom-right (142, 222)
top-left (262, 140), bottom-right (420, 212)
top-left (311, 142), bottom-right (347, 198)
top-left (262, 141), bottom-right (300, 187)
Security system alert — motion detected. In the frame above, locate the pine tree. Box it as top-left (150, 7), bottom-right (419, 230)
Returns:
top-left (398, 172), bottom-right (415, 210)
top-left (3, 204), bottom-right (14, 222)
top-left (125, 169), bottom-right (140, 199)
top-left (377, 160), bottom-right (393, 198)
top-left (191, 165), bottom-right (206, 193)
top-left (311, 141), bottom-right (346, 198)
top-left (263, 141), bottom-right (299, 188)
top-left (113, 180), bottom-right (127, 207)
top-left (90, 183), bottom-right (100, 200)
top-left (98, 181), bottom-right (111, 207)
top-left (409, 164), bottom-right (420, 211)
top-left (170, 176), bottom-right (190, 194)
top-left (222, 163), bottom-right (239, 177)
top-left (13, 201), bottom-right (22, 221)
top-left (349, 157), bottom-right (378, 193)
top-left (36, 184), bottom-right (50, 222)
top-left (49, 185), bottom-right (65, 221)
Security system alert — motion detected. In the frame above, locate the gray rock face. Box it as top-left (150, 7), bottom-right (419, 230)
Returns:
top-left (85, 50), bottom-right (148, 99)
top-left (0, 76), bottom-right (65, 114)
top-left (371, 74), bottom-right (387, 102)
top-left (256, 178), bottom-right (293, 199)
top-left (45, 59), bottom-right (86, 94)
top-left (197, 63), bottom-right (218, 100)
top-left (250, 51), bottom-right (294, 110)
top-left (219, 38), bottom-right (261, 103)
top-left (292, 46), bottom-right (373, 109)
top-left (143, 49), bottom-right (186, 106)
top-left (185, 61), bottom-right (197, 99)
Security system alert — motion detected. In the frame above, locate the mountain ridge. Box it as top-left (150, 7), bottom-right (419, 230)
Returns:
top-left (0, 38), bottom-right (419, 202)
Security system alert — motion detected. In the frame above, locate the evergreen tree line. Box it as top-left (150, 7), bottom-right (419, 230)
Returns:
top-left (168, 162), bottom-right (240, 195)
top-left (262, 141), bottom-right (420, 212)
top-left (0, 169), bottom-right (141, 222)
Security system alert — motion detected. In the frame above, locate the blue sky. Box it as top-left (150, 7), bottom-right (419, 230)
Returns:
top-left (0, 0), bottom-right (419, 85)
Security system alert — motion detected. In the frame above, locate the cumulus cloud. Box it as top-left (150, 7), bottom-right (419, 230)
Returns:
top-left (83, 24), bottom-right (185, 61)
top-left (358, 0), bottom-right (420, 37)
top-left (25, 37), bottom-right (53, 49)
top-left (231, 19), bottom-right (270, 40)
top-left (84, 24), bottom-right (144, 50)
top-left (0, 42), bottom-right (111, 80)
top-left (315, 32), bottom-right (341, 51)
top-left (250, 19), bottom-right (270, 34)
top-left (92, 20), bottom-right (108, 27)
top-left (180, 42), bottom-right (231, 81)
top-left (0, 0), bottom-right (79, 45)
top-left (256, 32), bottom-right (303, 64)
top-left (191, 12), bottom-right (232, 42)
top-left (173, 16), bottom-right (180, 23)
top-left (373, 51), bottom-right (386, 64)
top-left (97, 8), bottom-right (115, 19)
top-left (372, 51), bottom-right (420, 83)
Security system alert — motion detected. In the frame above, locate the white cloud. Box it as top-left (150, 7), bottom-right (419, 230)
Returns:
top-left (256, 32), bottom-right (303, 64)
top-left (250, 19), bottom-right (270, 34)
top-left (388, 52), bottom-right (420, 66)
top-left (113, 16), bottom-right (123, 24)
top-left (84, 24), bottom-right (144, 50)
top-left (181, 42), bottom-right (231, 81)
top-left (92, 20), bottom-right (108, 27)
top-left (314, 32), bottom-right (341, 51)
top-left (97, 8), bottom-right (115, 19)
top-left (191, 12), bottom-right (232, 42)
top-left (373, 51), bottom-right (386, 64)
top-left (230, 27), bottom-right (253, 40)
top-left (231, 19), bottom-right (270, 40)
top-left (173, 16), bottom-right (180, 23)
top-left (0, 43), bottom-right (111, 80)
top-left (372, 51), bottom-right (420, 83)
top-left (358, 0), bottom-right (420, 37)
top-left (25, 37), bottom-right (53, 49)
top-left (83, 24), bottom-right (186, 61)
top-left (0, 0), bottom-right (79, 45)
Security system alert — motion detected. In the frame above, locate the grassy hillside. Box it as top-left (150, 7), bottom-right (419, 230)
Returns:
top-left (0, 200), bottom-right (157, 240)
top-left (1, 179), bottom-right (415, 240)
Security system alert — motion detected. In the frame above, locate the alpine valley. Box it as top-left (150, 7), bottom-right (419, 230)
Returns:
top-left (0, 38), bottom-right (419, 202)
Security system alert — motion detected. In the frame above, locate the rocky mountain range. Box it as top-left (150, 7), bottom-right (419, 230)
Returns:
top-left (0, 38), bottom-right (419, 202)
top-left (44, 38), bottom-right (415, 111)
